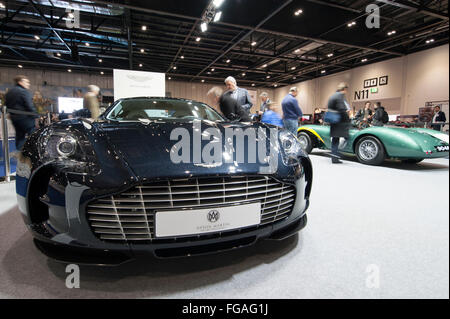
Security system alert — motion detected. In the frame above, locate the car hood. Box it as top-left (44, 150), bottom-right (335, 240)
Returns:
top-left (96, 120), bottom-right (292, 180)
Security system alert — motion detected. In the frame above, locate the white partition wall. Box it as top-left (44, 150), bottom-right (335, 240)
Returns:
top-left (113, 69), bottom-right (165, 101)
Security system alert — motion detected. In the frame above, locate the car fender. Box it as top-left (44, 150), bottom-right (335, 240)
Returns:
top-left (297, 126), bottom-right (325, 145)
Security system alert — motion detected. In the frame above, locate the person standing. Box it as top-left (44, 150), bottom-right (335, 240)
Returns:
top-left (356, 102), bottom-right (373, 122)
top-left (259, 92), bottom-right (271, 115)
top-left (313, 107), bottom-right (324, 124)
top-left (5, 75), bottom-right (38, 150)
top-left (281, 87), bottom-right (302, 135)
top-left (431, 105), bottom-right (446, 131)
top-left (207, 86), bottom-right (250, 122)
top-left (261, 102), bottom-right (283, 127)
top-left (83, 85), bottom-right (101, 119)
top-left (327, 82), bottom-right (350, 164)
top-left (224, 76), bottom-right (253, 114)
top-left (372, 102), bottom-right (388, 127)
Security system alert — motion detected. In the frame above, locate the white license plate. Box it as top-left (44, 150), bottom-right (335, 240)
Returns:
top-left (435, 145), bottom-right (449, 152)
top-left (155, 202), bottom-right (261, 238)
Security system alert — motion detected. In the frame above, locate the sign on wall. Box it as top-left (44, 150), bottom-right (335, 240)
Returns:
top-left (355, 75), bottom-right (389, 100)
top-left (113, 69), bottom-right (165, 101)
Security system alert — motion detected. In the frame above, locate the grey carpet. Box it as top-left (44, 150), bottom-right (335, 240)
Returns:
top-left (0, 152), bottom-right (448, 299)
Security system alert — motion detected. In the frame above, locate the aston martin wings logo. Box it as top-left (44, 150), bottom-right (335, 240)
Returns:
top-left (207, 210), bottom-right (220, 223)
top-left (126, 75), bottom-right (153, 82)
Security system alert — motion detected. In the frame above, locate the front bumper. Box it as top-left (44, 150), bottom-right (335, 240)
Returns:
top-left (20, 158), bottom-right (312, 265)
top-left (32, 214), bottom-right (308, 265)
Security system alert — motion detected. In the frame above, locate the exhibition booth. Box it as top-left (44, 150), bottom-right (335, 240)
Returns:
top-left (0, 0), bottom-right (448, 302)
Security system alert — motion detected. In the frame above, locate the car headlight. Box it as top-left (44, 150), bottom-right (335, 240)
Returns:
top-left (279, 130), bottom-right (305, 166)
top-left (56, 135), bottom-right (77, 157)
top-left (40, 132), bottom-right (80, 160)
top-left (37, 128), bottom-right (100, 175)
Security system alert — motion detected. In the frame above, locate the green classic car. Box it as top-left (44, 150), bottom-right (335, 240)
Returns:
top-left (297, 124), bottom-right (450, 165)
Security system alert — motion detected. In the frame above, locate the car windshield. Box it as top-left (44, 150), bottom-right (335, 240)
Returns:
top-left (106, 98), bottom-right (224, 122)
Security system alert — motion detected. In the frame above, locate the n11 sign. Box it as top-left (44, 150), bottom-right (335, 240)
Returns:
top-left (113, 69), bottom-right (165, 101)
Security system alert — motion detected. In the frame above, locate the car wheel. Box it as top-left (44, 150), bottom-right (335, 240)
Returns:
top-left (355, 136), bottom-right (386, 165)
top-left (297, 132), bottom-right (313, 154)
top-left (402, 159), bottom-right (424, 164)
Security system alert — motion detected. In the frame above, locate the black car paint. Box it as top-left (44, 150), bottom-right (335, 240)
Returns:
top-left (16, 98), bottom-right (312, 265)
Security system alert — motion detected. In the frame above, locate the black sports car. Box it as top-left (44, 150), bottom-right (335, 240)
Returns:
top-left (15, 97), bottom-right (312, 265)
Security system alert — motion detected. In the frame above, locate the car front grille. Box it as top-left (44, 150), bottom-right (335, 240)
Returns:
top-left (86, 176), bottom-right (297, 243)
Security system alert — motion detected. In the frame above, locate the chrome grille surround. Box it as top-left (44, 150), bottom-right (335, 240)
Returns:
top-left (86, 176), bottom-right (297, 243)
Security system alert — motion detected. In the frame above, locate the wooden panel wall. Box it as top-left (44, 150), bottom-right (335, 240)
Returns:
top-left (0, 66), bottom-right (114, 91)
top-left (0, 67), bottom-right (275, 114)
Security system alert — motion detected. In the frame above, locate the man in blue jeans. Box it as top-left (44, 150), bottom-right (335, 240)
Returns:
top-left (282, 87), bottom-right (302, 135)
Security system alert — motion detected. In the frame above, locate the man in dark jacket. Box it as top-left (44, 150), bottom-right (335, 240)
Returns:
top-left (207, 86), bottom-right (250, 122)
top-left (327, 82), bottom-right (350, 164)
top-left (431, 105), bottom-right (447, 131)
top-left (5, 76), bottom-right (38, 150)
top-left (372, 102), bottom-right (388, 126)
top-left (281, 87), bottom-right (303, 135)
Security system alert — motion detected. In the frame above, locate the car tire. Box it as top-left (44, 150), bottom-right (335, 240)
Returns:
top-left (402, 159), bottom-right (424, 164)
top-left (297, 132), bottom-right (313, 154)
top-left (355, 136), bottom-right (386, 165)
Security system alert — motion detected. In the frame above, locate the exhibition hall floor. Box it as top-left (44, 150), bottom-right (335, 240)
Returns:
top-left (0, 152), bottom-right (448, 299)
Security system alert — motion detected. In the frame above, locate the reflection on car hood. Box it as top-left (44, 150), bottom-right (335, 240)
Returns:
top-left (98, 120), bottom-right (290, 179)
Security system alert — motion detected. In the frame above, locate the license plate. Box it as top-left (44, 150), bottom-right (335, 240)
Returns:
top-left (155, 202), bottom-right (261, 238)
top-left (435, 145), bottom-right (449, 152)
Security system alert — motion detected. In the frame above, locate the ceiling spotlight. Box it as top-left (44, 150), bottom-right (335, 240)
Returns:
top-left (347, 21), bottom-right (356, 27)
top-left (181, 55), bottom-right (184, 59)
top-left (294, 9), bottom-right (303, 16)
top-left (251, 83), bottom-right (255, 87)
top-left (201, 79), bottom-right (205, 83)
top-left (327, 53), bottom-right (334, 58)
top-left (321, 70), bottom-right (326, 74)
top-left (262, 64), bottom-right (267, 68)
top-left (274, 84), bottom-right (278, 87)
top-left (196, 37), bottom-right (201, 42)
top-left (168, 77), bottom-right (172, 80)
top-left (266, 75), bottom-right (271, 79)
top-left (18, 64), bottom-right (23, 68)
top-left (226, 59), bottom-right (230, 63)
top-left (214, 11), bottom-right (222, 22)
top-left (56, 52), bottom-right (62, 57)
top-left (211, 68), bottom-right (215, 71)
top-left (141, 25), bottom-right (147, 31)
top-left (139, 63), bottom-right (143, 67)
top-left (67, 69), bottom-right (72, 72)
top-left (100, 71), bottom-right (104, 75)
top-left (293, 76), bottom-right (297, 80)
top-left (426, 39), bottom-right (435, 44)
top-left (242, 73), bottom-right (246, 76)
top-left (291, 66), bottom-right (296, 70)
top-left (34, 35), bottom-right (40, 40)
top-left (294, 49), bottom-right (301, 53)
top-left (85, 42), bottom-right (90, 47)
top-left (140, 48), bottom-right (145, 53)
top-left (207, 72), bottom-right (211, 74)
top-left (361, 58), bottom-right (368, 62)
top-left (251, 41), bottom-right (257, 46)
top-left (200, 22), bottom-right (208, 32)
top-left (387, 30), bottom-right (397, 36)
top-left (173, 66), bottom-right (177, 70)
top-left (0, 3), bottom-right (5, 9)
top-left (213, 0), bottom-right (225, 8)
top-left (98, 58), bottom-right (102, 63)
